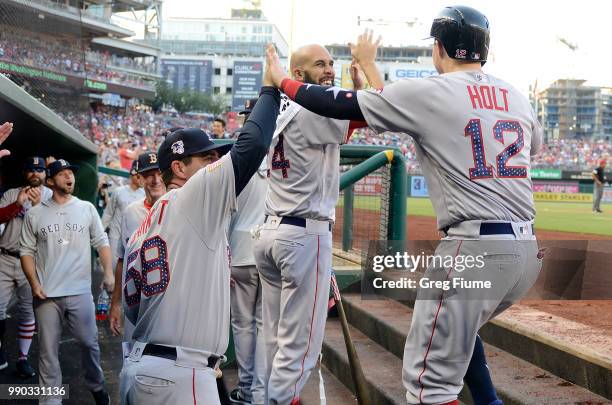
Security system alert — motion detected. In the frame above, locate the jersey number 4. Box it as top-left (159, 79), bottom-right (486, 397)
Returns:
top-left (124, 235), bottom-right (170, 307)
top-left (268, 134), bottom-right (290, 178)
top-left (465, 119), bottom-right (527, 179)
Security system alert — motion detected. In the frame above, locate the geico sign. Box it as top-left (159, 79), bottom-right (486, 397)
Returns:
top-left (393, 69), bottom-right (437, 78)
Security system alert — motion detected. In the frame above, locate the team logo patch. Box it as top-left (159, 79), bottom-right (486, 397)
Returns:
top-left (171, 140), bottom-right (184, 155)
top-left (149, 153), bottom-right (157, 164)
top-left (59, 159), bottom-right (68, 166)
top-left (455, 49), bottom-right (467, 59)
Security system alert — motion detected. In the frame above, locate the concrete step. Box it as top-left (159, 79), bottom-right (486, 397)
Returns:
top-left (341, 293), bottom-right (611, 405)
top-left (321, 317), bottom-right (413, 405)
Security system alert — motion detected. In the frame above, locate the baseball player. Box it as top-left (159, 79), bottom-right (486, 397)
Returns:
top-left (108, 152), bottom-right (166, 343)
top-left (101, 162), bottom-right (144, 268)
top-left (0, 157), bottom-right (52, 377)
top-left (228, 98), bottom-right (267, 405)
top-left (592, 158), bottom-right (607, 213)
top-left (265, 5), bottom-right (543, 405)
top-left (20, 159), bottom-right (115, 405)
top-left (119, 84), bottom-right (279, 405)
top-left (253, 44), bottom-right (373, 405)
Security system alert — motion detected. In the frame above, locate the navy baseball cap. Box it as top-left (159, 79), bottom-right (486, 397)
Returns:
top-left (239, 98), bottom-right (258, 115)
top-left (134, 152), bottom-right (160, 174)
top-left (47, 159), bottom-right (78, 177)
top-left (158, 128), bottom-right (232, 171)
top-left (23, 156), bottom-right (46, 171)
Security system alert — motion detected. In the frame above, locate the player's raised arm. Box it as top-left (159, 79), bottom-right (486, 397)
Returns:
top-left (266, 44), bottom-right (365, 121)
top-left (230, 73), bottom-right (280, 196)
top-left (349, 29), bottom-right (384, 90)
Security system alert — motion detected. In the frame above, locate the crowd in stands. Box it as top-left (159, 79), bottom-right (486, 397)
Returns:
top-left (0, 25), bottom-right (154, 89)
top-left (55, 104), bottom-right (610, 175)
top-left (531, 139), bottom-right (611, 171)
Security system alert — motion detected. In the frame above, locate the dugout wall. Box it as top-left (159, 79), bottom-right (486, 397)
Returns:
top-left (0, 74), bottom-right (98, 203)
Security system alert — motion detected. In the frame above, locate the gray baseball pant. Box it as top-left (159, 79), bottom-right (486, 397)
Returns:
top-left (231, 265), bottom-right (265, 404)
top-left (593, 184), bottom-right (604, 211)
top-left (254, 219), bottom-right (332, 405)
top-left (34, 293), bottom-right (105, 405)
top-left (403, 226), bottom-right (542, 404)
top-left (0, 253), bottom-right (34, 321)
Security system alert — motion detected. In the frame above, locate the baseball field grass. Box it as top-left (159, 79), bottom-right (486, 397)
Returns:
top-left (342, 196), bottom-right (612, 236)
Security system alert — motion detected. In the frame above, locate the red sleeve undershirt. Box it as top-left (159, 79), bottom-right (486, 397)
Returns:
top-left (0, 202), bottom-right (23, 224)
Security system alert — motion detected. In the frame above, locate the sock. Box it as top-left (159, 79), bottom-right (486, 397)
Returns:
top-left (464, 335), bottom-right (499, 405)
top-left (17, 319), bottom-right (35, 360)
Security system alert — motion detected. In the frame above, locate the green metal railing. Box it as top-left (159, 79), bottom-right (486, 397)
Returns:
top-left (338, 145), bottom-right (407, 249)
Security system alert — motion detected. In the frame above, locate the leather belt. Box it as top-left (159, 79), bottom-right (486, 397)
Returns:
top-left (479, 222), bottom-right (514, 235)
top-left (0, 247), bottom-right (20, 258)
top-left (142, 344), bottom-right (221, 369)
top-left (265, 215), bottom-right (332, 232)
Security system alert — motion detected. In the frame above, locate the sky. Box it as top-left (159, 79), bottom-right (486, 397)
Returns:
top-left (160, 0), bottom-right (612, 95)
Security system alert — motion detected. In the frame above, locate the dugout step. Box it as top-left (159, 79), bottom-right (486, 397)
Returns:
top-left (339, 293), bottom-right (611, 405)
top-left (322, 318), bottom-right (420, 405)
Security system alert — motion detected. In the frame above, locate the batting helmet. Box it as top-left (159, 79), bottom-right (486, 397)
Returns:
top-left (430, 5), bottom-right (490, 65)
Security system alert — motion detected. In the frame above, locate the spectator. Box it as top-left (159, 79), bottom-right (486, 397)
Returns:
top-left (212, 118), bottom-right (228, 139)
top-left (117, 141), bottom-right (138, 171)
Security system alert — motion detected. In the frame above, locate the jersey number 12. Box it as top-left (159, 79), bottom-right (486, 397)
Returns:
top-left (464, 119), bottom-right (527, 179)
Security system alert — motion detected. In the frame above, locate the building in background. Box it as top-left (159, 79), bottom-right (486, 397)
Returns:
top-left (535, 79), bottom-right (612, 141)
top-left (156, 10), bottom-right (288, 112)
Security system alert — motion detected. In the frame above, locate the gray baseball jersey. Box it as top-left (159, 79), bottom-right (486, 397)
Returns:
top-left (19, 197), bottom-right (109, 297)
top-left (117, 198), bottom-right (151, 342)
top-left (229, 168), bottom-right (267, 267)
top-left (0, 186), bottom-right (52, 251)
top-left (102, 185), bottom-right (144, 239)
top-left (357, 71), bottom-right (543, 229)
top-left (265, 107), bottom-right (350, 222)
top-left (123, 153), bottom-right (236, 354)
top-left (116, 198), bottom-right (150, 261)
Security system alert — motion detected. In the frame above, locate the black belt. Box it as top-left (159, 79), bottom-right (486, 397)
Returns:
top-left (142, 344), bottom-right (221, 368)
top-left (479, 222), bottom-right (514, 235)
top-left (265, 215), bottom-right (332, 232)
top-left (0, 247), bottom-right (19, 258)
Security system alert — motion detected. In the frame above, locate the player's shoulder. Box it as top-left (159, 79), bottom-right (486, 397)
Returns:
top-left (71, 197), bottom-right (97, 212)
top-left (41, 186), bottom-right (53, 199)
top-left (1, 187), bottom-right (21, 200)
top-left (124, 198), bottom-right (147, 218)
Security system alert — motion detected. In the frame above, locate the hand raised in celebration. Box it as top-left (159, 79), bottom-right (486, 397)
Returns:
top-left (349, 29), bottom-right (382, 66)
top-left (264, 43), bottom-right (289, 88)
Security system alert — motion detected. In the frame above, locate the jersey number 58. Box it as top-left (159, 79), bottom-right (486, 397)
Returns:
top-left (124, 235), bottom-right (170, 307)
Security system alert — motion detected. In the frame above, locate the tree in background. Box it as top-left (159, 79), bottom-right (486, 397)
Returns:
top-left (148, 81), bottom-right (228, 115)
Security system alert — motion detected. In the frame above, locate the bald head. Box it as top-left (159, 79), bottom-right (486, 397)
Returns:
top-left (289, 44), bottom-right (335, 85)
